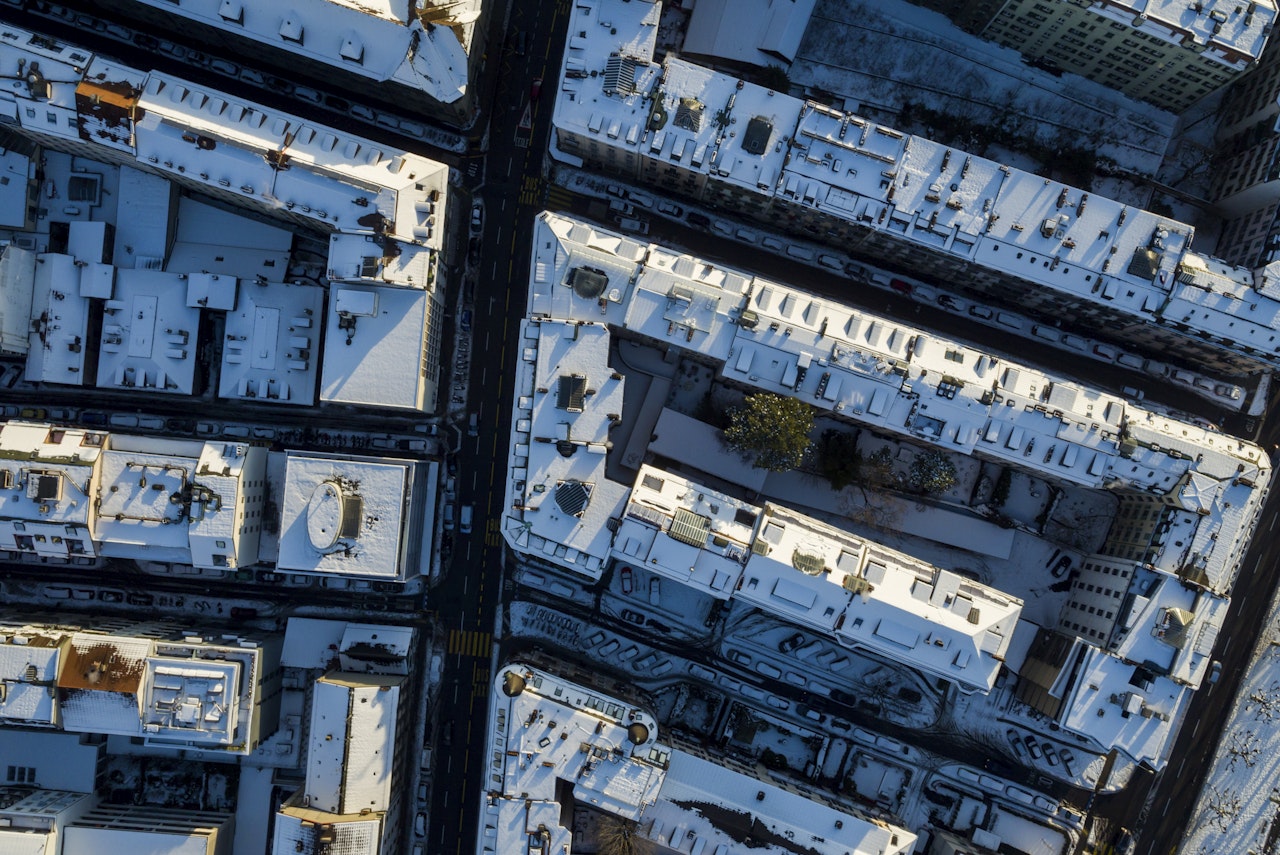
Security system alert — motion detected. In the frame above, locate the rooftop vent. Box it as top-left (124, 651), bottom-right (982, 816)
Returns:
top-left (557, 374), bottom-right (588, 412)
top-left (554, 480), bottom-right (592, 517)
top-left (603, 54), bottom-right (639, 96)
top-left (674, 98), bottom-right (704, 132)
top-left (567, 266), bottom-right (608, 299)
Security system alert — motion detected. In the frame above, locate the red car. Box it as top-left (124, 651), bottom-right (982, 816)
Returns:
top-left (530, 77), bottom-right (542, 101)
top-left (620, 567), bottom-right (633, 594)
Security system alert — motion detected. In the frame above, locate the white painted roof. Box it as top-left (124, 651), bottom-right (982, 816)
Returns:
top-left (220, 279), bottom-right (324, 406)
top-left (646, 749), bottom-right (915, 855)
top-left (276, 452), bottom-right (416, 579)
top-left (305, 672), bottom-right (400, 815)
top-left (95, 269), bottom-right (200, 395)
top-left (169, 195), bottom-right (293, 281)
top-left (320, 284), bottom-right (437, 411)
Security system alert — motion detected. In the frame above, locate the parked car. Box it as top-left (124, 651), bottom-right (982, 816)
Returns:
top-left (648, 577), bottom-right (661, 606)
top-left (778, 633), bottom-right (805, 653)
top-left (470, 203), bottom-right (483, 232)
top-left (619, 609), bottom-right (645, 625)
top-left (1023, 736), bottom-right (1043, 759)
top-left (620, 566), bottom-right (633, 594)
top-left (1042, 743), bottom-right (1060, 766)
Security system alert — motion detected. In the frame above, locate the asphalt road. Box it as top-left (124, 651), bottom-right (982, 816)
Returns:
top-left (423, 1), bottom-right (572, 852)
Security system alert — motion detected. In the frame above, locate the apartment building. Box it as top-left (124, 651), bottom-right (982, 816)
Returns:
top-left (71, 0), bottom-right (489, 127)
top-left (552, 0), bottom-right (1280, 377)
top-left (978, 0), bottom-right (1275, 112)
top-left (0, 612), bottom-right (283, 757)
top-left (502, 212), bottom-right (1271, 765)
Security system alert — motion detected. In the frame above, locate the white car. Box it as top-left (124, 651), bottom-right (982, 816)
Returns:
top-left (470, 203), bottom-right (483, 232)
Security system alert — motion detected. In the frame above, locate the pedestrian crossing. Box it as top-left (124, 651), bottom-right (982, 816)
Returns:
top-left (545, 186), bottom-right (574, 210)
top-left (448, 629), bottom-right (492, 657)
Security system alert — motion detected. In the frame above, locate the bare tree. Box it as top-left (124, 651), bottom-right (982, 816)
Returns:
top-left (1225, 729), bottom-right (1260, 771)
top-left (597, 815), bottom-right (654, 855)
top-left (1246, 681), bottom-right (1280, 723)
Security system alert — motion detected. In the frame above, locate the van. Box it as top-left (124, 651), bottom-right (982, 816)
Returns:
top-left (468, 413), bottom-right (479, 436)
top-left (460, 505), bottom-right (474, 534)
top-left (649, 578), bottom-right (661, 606)
top-left (608, 199), bottom-right (636, 216)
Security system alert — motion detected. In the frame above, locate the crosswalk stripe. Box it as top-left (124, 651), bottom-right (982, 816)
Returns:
top-left (448, 629), bottom-right (492, 656)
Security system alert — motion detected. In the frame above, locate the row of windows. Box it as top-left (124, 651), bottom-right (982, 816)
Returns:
top-left (1062, 619), bottom-right (1107, 640)
top-left (1067, 600), bottom-right (1115, 619)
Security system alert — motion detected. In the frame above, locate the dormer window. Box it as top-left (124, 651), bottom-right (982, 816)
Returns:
top-left (219, 0), bottom-right (243, 23)
top-left (279, 14), bottom-right (304, 44)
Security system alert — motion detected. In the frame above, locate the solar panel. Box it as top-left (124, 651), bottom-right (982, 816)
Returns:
top-left (668, 508), bottom-right (711, 547)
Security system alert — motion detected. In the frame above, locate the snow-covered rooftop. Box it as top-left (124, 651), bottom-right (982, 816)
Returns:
top-left (135, 71), bottom-right (450, 245)
top-left (219, 279), bottom-right (325, 407)
top-left (479, 662), bottom-right (668, 855)
top-left (96, 269), bottom-right (200, 395)
top-left (328, 233), bottom-right (438, 288)
top-left (53, 628), bottom-right (263, 753)
top-left (1103, 0), bottom-right (1277, 66)
top-left (0, 421), bottom-right (102, 560)
top-left (0, 245), bottom-right (35, 357)
top-left (0, 627), bottom-right (62, 725)
top-left (272, 810), bottom-right (381, 855)
top-left (682, 0), bottom-right (816, 69)
top-left (505, 318), bottom-right (630, 579)
top-left (25, 254), bottom-right (90, 386)
top-left (644, 749), bottom-right (915, 855)
top-left (305, 672), bottom-right (401, 815)
top-left (320, 284), bottom-right (439, 412)
top-left (124, 0), bottom-right (480, 104)
top-left (276, 451), bottom-right (423, 580)
top-left (551, 0), bottom-right (1280, 370)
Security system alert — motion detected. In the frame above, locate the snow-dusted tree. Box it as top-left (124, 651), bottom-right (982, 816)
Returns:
top-left (907, 449), bottom-right (958, 495)
top-left (1247, 681), bottom-right (1280, 722)
top-left (723, 393), bottom-right (814, 471)
top-left (1226, 729), bottom-right (1260, 770)
top-left (1204, 786), bottom-right (1241, 833)
top-left (597, 815), bottom-right (654, 855)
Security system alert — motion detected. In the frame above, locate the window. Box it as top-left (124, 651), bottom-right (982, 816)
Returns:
top-left (6, 766), bottom-right (35, 784)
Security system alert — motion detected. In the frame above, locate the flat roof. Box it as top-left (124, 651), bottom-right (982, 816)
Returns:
top-left (96, 269), bottom-right (200, 395)
top-left (682, 0), bottom-right (816, 67)
top-left (276, 452), bottom-right (415, 579)
top-left (91, 439), bottom-right (205, 560)
top-left (220, 280), bottom-right (324, 406)
top-left (647, 749), bottom-right (915, 855)
top-left (306, 672), bottom-right (401, 815)
top-left (25, 254), bottom-right (89, 386)
top-left (481, 663), bottom-right (666, 855)
top-left (551, 1), bottom-right (1280, 367)
top-left (124, 0), bottom-right (478, 102)
top-left (136, 72), bottom-right (450, 245)
top-left (320, 284), bottom-right (436, 411)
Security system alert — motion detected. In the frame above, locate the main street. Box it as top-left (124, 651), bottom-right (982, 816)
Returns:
top-left (424, 0), bottom-right (572, 851)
